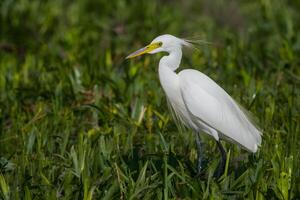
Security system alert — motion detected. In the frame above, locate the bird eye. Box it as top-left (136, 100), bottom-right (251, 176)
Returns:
top-left (158, 42), bottom-right (163, 46)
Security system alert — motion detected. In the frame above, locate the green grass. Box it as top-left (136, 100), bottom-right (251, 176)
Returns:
top-left (1, 0), bottom-right (300, 199)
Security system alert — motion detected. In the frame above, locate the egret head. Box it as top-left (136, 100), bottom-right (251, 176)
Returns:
top-left (126, 34), bottom-right (190, 59)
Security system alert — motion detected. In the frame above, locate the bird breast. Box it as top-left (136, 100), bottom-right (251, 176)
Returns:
top-left (158, 65), bottom-right (198, 131)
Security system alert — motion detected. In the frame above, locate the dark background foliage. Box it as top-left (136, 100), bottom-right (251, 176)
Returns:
top-left (0, 0), bottom-right (299, 199)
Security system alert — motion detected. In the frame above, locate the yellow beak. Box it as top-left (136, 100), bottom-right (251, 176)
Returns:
top-left (126, 42), bottom-right (162, 59)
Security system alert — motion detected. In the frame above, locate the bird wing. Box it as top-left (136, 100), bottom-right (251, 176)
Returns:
top-left (179, 69), bottom-right (262, 152)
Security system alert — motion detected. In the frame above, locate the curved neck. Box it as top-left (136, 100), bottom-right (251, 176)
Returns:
top-left (158, 48), bottom-right (182, 100)
top-left (159, 48), bottom-right (182, 71)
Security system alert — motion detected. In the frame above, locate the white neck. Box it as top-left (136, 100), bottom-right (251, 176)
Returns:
top-left (158, 48), bottom-right (182, 101)
top-left (159, 48), bottom-right (182, 71)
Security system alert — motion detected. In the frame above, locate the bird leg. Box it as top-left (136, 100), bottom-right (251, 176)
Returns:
top-left (213, 140), bottom-right (227, 178)
top-left (194, 132), bottom-right (204, 176)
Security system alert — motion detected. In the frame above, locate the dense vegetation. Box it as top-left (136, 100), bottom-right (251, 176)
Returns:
top-left (0, 0), bottom-right (299, 199)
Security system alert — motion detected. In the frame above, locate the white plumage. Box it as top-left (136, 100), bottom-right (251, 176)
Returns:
top-left (126, 34), bottom-right (262, 174)
top-left (179, 69), bottom-right (261, 152)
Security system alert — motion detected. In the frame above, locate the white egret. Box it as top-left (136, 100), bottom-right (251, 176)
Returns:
top-left (126, 34), bottom-right (262, 177)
